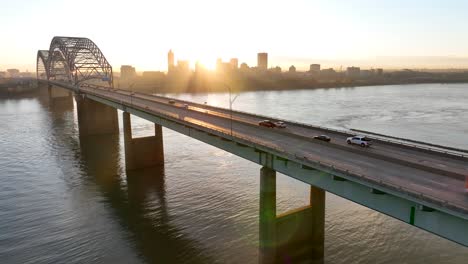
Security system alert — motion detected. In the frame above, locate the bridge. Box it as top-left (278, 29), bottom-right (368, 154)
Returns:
top-left (36, 36), bottom-right (468, 263)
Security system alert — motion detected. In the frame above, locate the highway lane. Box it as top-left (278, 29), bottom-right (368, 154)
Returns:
top-left (81, 86), bottom-right (468, 214)
top-left (109, 89), bottom-right (468, 180)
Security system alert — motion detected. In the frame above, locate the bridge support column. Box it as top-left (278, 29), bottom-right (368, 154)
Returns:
top-left (39, 85), bottom-right (73, 109)
top-left (123, 112), bottom-right (164, 171)
top-left (260, 166), bottom-right (277, 264)
top-left (259, 166), bottom-right (325, 264)
top-left (75, 95), bottom-right (119, 136)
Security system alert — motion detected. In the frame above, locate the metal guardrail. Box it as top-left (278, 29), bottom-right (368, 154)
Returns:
top-left (78, 83), bottom-right (468, 217)
top-left (351, 128), bottom-right (468, 154)
top-left (127, 93), bottom-right (466, 180)
top-left (139, 89), bottom-right (468, 159)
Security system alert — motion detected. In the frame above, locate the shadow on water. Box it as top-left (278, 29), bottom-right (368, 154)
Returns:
top-left (75, 133), bottom-right (213, 263)
top-left (35, 85), bottom-right (74, 112)
top-left (35, 87), bottom-right (214, 263)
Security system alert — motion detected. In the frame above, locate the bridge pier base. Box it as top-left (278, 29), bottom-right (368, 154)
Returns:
top-left (37, 85), bottom-right (73, 109)
top-left (75, 95), bottom-right (119, 136)
top-left (123, 112), bottom-right (164, 171)
top-left (260, 166), bottom-right (325, 264)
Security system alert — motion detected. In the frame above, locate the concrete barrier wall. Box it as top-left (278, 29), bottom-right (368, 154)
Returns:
top-left (78, 87), bottom-right (466, 180)
top-left (83, 88), bottom-right (468, 217)
top-left (147, 92), bottom-right (467, 160)
top-left (225, 113), bottom-right (466, 181)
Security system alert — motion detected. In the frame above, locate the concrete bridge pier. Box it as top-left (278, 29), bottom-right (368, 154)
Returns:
top-left (260, 166), bottom-right (325, 264)
top-left (40, 85), bottom-right (73, 109)
top-left (123, 112), bottom-right (164, 171)
top-left (75, 95), bottom-right (119, 136)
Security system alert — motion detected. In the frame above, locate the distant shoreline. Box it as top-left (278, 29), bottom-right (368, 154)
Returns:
top-left (127, 79), bottom-right (468, 95)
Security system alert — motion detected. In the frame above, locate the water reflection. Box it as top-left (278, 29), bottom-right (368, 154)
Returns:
top-left (35, 85), bottom-right (74, 114)
top-left (31, 86), bottom-right (214, 263)
top-left (78, 134), bottom-right (212, 263)
top-left (3, 84), bottom-right (467, 264)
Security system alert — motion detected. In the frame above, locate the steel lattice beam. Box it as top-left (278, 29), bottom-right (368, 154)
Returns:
top-left (36, 36), bottom-right (113, 87)
top-left (36, 50), bottom-right (49, 80)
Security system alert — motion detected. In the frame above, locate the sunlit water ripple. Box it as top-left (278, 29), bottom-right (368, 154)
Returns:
top-left (0, 83), bottom-right (467, 263)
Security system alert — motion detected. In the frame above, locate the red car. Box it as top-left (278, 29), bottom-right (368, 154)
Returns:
top-left (258, 120), bottom-right (276, 128)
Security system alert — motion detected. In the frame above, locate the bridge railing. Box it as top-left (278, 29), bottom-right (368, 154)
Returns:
top-left (80, 83), bottom-right (467, 157)
top-left (80, 84), bottom-right (468, 217)
top-left (138, 88), bottom-right (468, 159)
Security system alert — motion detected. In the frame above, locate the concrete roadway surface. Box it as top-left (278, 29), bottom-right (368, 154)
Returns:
top-left (81, 86), bottom-right (468, 215)
top-left (118, 89), bottom-right (468, 180)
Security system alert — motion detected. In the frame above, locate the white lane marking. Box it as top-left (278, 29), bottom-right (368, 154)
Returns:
top-left (410, 183), bottom-right (434, 192)
top-left (427, 179), bottom-right (448, 187)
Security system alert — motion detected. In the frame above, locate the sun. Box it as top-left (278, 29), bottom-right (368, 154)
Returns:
top-left (193, 60), bottom-right (216, 71)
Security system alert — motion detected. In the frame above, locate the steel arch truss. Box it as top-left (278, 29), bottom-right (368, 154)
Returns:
top-left (36, 36), bottom-right (113, 87)
top-left (36, 50), bottom-right (49, 80)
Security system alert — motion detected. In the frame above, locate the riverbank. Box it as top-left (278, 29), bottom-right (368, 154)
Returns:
top-left (0, 78), bottom-right (38, 97)
top-left (123, 77), bottom-right (468, 94)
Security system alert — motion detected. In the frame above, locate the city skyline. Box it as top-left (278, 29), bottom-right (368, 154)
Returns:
top-left (2, 0), bottom-right (468, 71)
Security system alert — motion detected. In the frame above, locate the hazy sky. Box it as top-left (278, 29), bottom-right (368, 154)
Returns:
top-left (1, 0), bottom-right (468, 71)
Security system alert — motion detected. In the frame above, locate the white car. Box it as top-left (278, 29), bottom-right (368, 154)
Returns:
top-left (347, 135), bottom-right (372, 147)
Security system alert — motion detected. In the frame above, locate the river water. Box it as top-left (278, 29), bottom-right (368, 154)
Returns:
top-left (0, 83), bottom-right (467, 263)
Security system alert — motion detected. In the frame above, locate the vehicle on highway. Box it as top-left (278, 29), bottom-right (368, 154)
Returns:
top-left (274, 121), bottom-right (286, 128)
top-left (183, 103), bottom-right (189, 108)
top-left (347, 135), bottom-right (372, 147)
top-left (313, 135), bottom-right (331, 142)
top-left (169, 99), bottom-right (175, 104)
top-left (258, 120), bottom-right (276, 128)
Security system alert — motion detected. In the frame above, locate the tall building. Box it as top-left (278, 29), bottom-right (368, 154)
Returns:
top-left (320, 68), bottom-right (337, 79)
top-left (168, 49), bottom-right (174, 72)
top-left (230, 58), bottom-right (238, 69)
top-left (177, 60), bottom-right (190, 73)
top-left (361, 70), bottom-right (372, 78)
top-left (309, 64), bottom-right (320, 73)
top-left (257, 53), bottom-right (268, 70)
top-left (142, 71), bottom-right (165, 80)
top-left (346, 66), bottom-right (361, 78)
top-left (216, 58), bottom-right (233, 73)
top-left (216, 58), bottom-right (223, 72)
top-left (195, 61), bottom-right (204, 73)
top-left (240, 63), bottom-right (249, 71)
top-left (272, 66), bottom-right (281, 73)
top-left (7, 69), bottom-right (20, 77)
top-left (120, 65), bottom-right (136, 80)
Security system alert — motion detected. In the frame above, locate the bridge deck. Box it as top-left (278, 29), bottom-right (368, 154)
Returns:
top-left (73, 85), bottom-right (468, 216)
top-left (131, 91), bottom-right (468, 180)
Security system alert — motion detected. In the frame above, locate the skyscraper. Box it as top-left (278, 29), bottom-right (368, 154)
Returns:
top-left (230, 58), bottom-right (238, 69)
top-left (177, 60), bottom-right (190, 74)
top-left (216, 58), bottom-right (223, 72)
top-left (120, 65), bottom-right (136, 80)
top-left (346, 66), bottom-right (361, 78)
top-left (309, 64), bottom-right (321, 73)
top-left (257, 53), bottom-right (268, 70)
top-left (168, 49), bottom-right (174, 72)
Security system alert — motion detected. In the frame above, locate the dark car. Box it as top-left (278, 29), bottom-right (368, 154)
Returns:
top-left (169, 99), bottom-right (175, 104)
top-left (313, 135), bottom-right (331, 142)
top-left (258, 120), bottom-right (276, 128)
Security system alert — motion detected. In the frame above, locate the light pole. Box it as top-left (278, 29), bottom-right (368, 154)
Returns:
top-left (225, 84), bottom-right (239, 138)
top-left (129, 82), bottom-right (135, 106)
